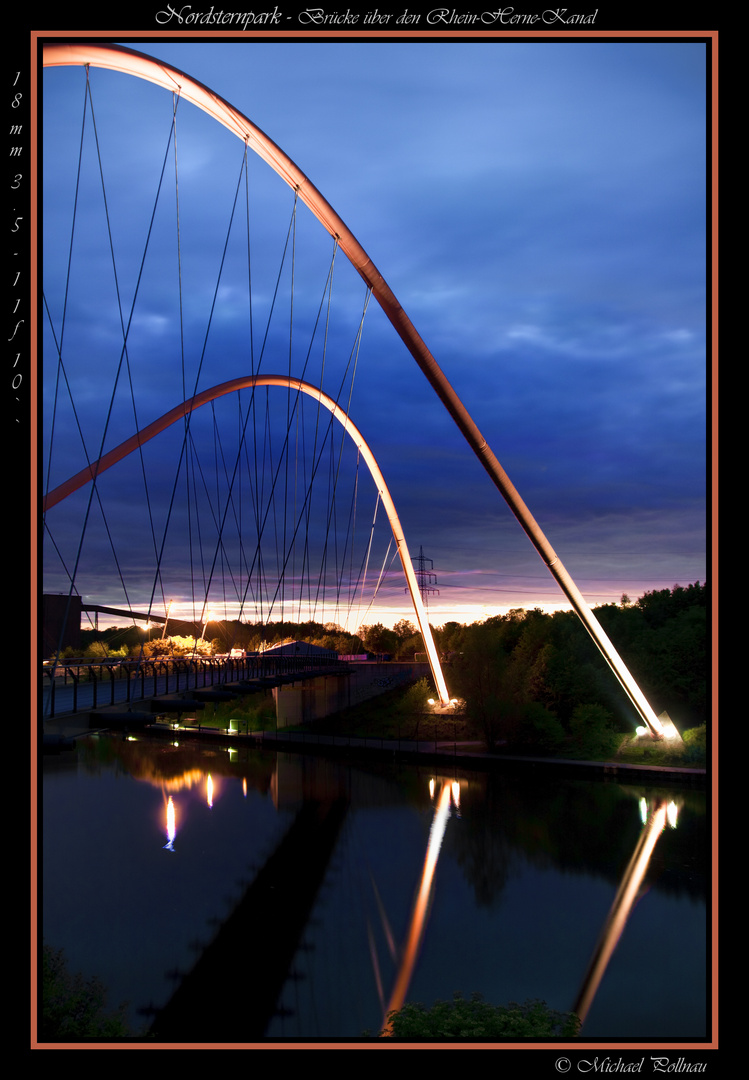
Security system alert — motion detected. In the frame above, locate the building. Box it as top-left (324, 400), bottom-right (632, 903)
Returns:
top-left (42, 594), bottom-right (82, 655)
top-left (258, 640), bottom-right (338, 661)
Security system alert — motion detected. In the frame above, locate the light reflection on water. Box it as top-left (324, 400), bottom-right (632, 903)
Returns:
top-left (42, 734), bottom-right (707, 1041)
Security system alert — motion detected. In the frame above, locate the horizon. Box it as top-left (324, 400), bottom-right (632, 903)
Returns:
top-left (75, 581), bottom-right (706, 638)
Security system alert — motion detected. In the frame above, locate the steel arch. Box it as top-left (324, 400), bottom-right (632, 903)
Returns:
top-left (41, 43), bottom-right (664, 736)
top-left (42, 374), bottom-right (451, 705)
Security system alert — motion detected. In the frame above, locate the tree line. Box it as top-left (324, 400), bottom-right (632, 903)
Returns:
top-left (443, 582), bottom-right (707, 750)
top-left (74, 582), bottom-right (706, 746)
top-left (76, 616), bottom-right (426, 661)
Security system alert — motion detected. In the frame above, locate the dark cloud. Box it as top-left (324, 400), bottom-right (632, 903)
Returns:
top-left (42, 40), bottom-right (707, 628)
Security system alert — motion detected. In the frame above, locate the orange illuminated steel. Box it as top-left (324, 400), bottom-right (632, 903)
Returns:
top-left (42, 375), bottom-right (451, 705)
top-left (376, 786), bottom-right (676, 1036)
top-left (42, 43), bottom-right (664, 737)
top-left (381, 779), bottom-right (454, 1035)
top-left (573, 800), bottom-right (671, 1025)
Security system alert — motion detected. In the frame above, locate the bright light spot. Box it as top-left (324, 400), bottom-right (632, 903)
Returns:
top-left (206, 774), bottom-right (213, 808)
top-left (451, 781), bottom-right (460, 810)
top-left (656, 712), bottom-right (683, 743)
top-left (428, 699), bottom-right (435, 706)
top-left (381, 781), bottom-right (452, 1033)
top-left (667, 801), bottom-right (679, 829)
top-left (639, 797), bottom-right (648, 825)
top-left (636, 726), bottom-right (648, 737)
top-left (242, 778), bottom-right (247, 798)
top-left (164, 795), bottom-right (176, 852)
top-left (429, 777), bottom-right (435, 800)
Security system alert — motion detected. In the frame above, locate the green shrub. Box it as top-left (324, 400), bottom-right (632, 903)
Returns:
top-left (84, 640), bottom-right (110, 659)
top-left (399, 677), bottom-right (433, 715)
top-left (520, 702), bottom-right (566, 753)
top-left (683, 724), bottom-right (706, 751)
top-left (569, 703), bottom-right (620, 757)
top-left (382, 992), bottom-right (580, 1038)
top-left (41, 944), bottom-right (131, 1039)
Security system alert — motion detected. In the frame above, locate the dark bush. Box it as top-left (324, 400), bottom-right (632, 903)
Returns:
top-left (41, 944), bottom-right (130, 1039)
top-left (382, 992), bottom-right (580, 1038)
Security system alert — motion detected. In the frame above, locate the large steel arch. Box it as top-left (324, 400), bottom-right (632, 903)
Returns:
top-left (41, 43), bottom-right (664, 737)
top-left (42, 374), bottom-right (451, 705)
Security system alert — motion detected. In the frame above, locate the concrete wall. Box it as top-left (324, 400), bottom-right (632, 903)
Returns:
top-left (273, 662), bottom-right (431, 727)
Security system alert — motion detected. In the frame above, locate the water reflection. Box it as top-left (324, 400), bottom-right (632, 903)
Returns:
top-left (573, 798), bottom-right (674, 1025)
top-left (381, 779), bottom-right (455, 1033)
top-left (164, 795), bottom-right (176, 852)
top-left (42, 735), bottom-right (707, 1040)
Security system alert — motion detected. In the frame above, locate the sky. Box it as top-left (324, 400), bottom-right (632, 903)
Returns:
top-left (41, 39), bottom-right (708, 633)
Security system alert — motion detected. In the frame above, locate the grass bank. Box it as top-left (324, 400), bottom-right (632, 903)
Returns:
top-left (173, 680), bottom-right (706, 770)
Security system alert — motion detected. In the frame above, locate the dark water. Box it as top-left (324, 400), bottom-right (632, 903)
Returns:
top-left (41, 733), bottom-right (708, 1041)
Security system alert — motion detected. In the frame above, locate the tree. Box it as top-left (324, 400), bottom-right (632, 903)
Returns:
top-left (398, 677), bottom-right (433, 739)
top-left (393, 618), bottom-right (416, 638)
top-left (84, 640), bottom-right (110, 659)
top-left (435, 621), bottom-right (465, 658)
top-left (450, 621), bottom-right (513, 750)
top-left (41, 945), bottom-right (131, 1039)
top-left (570, 703), bottom-right (619, 756)
top-left (359, 623), bottom-right (397, 656)
top-left (152, 634), bottom-right (212, 657)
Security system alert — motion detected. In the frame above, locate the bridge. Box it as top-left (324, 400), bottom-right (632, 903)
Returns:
top-left (40, 43), bottom-right (665, 739)
top-left (41, 649), bottom-right (431, 726)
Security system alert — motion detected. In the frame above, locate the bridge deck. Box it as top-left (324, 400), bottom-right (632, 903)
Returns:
top-left (39, 655), bottom-right (348, 720)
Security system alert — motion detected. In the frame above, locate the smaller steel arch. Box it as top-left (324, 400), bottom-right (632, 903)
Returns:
top-left (43, 375), bottom-right (451, 704)
top-left (42, 43), bottom-right (666, 737)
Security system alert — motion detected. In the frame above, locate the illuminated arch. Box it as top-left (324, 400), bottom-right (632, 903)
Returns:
top-left (42, 374), bottom-right (451, 705)
top-left (42, 43), bottom-right (665, 737)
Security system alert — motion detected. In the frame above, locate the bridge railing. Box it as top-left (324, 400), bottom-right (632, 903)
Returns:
top-left (40, 653), bottom-right (343, 720)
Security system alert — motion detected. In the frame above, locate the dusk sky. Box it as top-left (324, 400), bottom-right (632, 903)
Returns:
top-left (41, 38), bottom-right (707, 633)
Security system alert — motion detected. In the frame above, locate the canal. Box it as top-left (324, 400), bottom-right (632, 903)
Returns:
top-left (41, 733), bottom-right (707, 1042)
